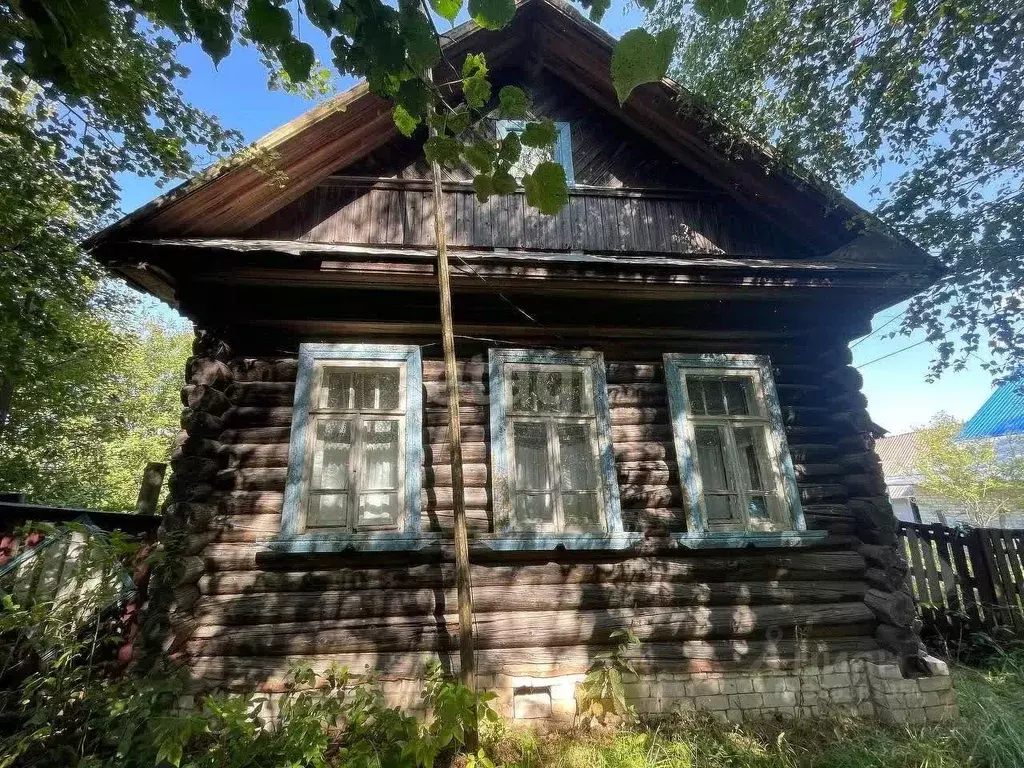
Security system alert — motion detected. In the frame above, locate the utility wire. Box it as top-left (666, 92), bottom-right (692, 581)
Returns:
top-left (850, 307), bottom-right (907, 349)
top-left (855, 339), bottom-right (929, 369)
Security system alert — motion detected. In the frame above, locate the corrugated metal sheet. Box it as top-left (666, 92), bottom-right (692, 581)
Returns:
top-left (874, 432), bottom-right (920, 476)
top-left (959, 383), bottom-right (1024, 440)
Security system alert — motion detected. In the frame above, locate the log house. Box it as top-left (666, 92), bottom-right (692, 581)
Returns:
top-left (87, 0), bottom-right (957, 724)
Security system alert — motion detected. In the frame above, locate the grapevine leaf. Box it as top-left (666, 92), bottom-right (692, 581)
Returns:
top-left (183, 0), bottom-right (234, 64)
top-left (393, 105), bottom-right (419, 137)
top-left (468, 0), bottom-right (515, 30)
top-left (302, 0), bottom-right (335, 34)
top-left (521, 119), bottom-right (556, 148)
top-left (497, 85), bottom-right (529, 118)
top-left (400, 5), bottom-right (441, 72)
top-left (429, 0), bottom-right (463, 23)
top-left (464, 139), bottom-right (496, 173)
top-left (396, 77), bottom-right (430, 118)
top-left (245, 0), bottom-right (293, 46)
top-left (424, 134), bottom-right (462, 167)
top-left (472, 173), bottom-right (494, 202)
top-left (610, 28), bottom-right (677, 105)
top-left (279, 40), bottom-right (314, 82)
top-left (492, 168), bottom-right (516, 194)
top-left (587, 0), bottom-right (611, 22)
top-left (523, 161), bottom-right (568, 214)
top-left (498, 131), bottom-right (521, 164)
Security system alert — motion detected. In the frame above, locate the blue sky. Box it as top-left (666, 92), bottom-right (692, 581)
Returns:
top-left (117, 0), bottom-right (996, 435)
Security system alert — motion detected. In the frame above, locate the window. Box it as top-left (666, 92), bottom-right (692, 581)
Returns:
top-left (279, 344), bottom-right (423, 550)
top-left (495, 120), bottom-right (575, 186)
top-left (489, 349), bottom-right (623, 540)
top-left (664, 354), bottom-right (805, 536)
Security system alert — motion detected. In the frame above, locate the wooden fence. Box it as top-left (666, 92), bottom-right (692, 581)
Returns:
top-left (899, 521), bottom-right (1024, 639)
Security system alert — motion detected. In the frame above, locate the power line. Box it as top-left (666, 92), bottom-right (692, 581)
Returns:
top-left (855, 339), bottom-right (929, 369)
top-left (850, 307), bottom-right (907, 349)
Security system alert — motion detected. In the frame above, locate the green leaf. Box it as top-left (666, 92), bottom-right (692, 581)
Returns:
top-left (393, 105), bottom-right (420, 137)
top-left (396, 77), bottom-right (431, 118)
top-left (183, 0), bottom-right (234, 64)
top-left (468, 0), bottom-right (516, 30)
top-left (891, 0), bottom-right (908, 22)
top-left (693, 0), bottom-right (747, 23)
top-left (303, 0), bottom-right (335, 34)
top-left (462, 52), bottom-right (487, 78)
top-left (472, 173), bottom-right (495, 202)
top-left (464, 140), bottom-right (496, 173)
top-left (463, 68), bottom-right (492, 110)
top-left (497, 85), bottom-right (530, 118)
top-left (633, 0), bottom-right (657, 9)
top-left (430, 0), bottom-right (463, 23)
top-left (146, 0), bottom-right (189, 36)
top-left (610, 28), bottom-right (677, 105)
top-left (587, 0), bottom-right (611, 22)
top-left (521, 119), bottom-right (556, 148)
top-left (498, 131), bottom-right (521, 164)
top-left (401, 5), bottom-right (441, 72)
top-left (523, 161), bottom-right (568, 214)
top-left (278, 40), bottom-right (314, 82)
top-left (492, 168), bottom-right (516, 194)
top-left (246, 0), bottom-right (293, 46)
top-left (424, 134), bottom-right (462, 167)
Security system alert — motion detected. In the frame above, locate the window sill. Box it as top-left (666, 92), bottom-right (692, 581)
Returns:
top-left (674, 530), bottom-right (827, 549)
top-left (472, 533), bottom-right (644, 552)
top-left (265, 532), bottom-right (444, 554)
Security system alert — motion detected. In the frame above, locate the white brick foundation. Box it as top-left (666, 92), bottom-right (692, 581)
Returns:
top-left (477, 654), bottom-right (957, 725)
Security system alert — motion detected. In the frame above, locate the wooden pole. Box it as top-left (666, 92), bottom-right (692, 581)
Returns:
top-left (429, 127), bottom-right (478, 741)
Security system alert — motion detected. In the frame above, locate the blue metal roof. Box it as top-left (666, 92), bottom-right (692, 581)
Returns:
top-left (959, 383), bottom-right (1024, 439)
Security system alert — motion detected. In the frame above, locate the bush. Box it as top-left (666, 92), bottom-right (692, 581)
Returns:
top-left (0, 525), bottom-right (496, 768)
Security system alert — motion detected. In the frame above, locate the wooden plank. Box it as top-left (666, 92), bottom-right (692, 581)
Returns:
top-left (948, 527), bottom-right (981, 629)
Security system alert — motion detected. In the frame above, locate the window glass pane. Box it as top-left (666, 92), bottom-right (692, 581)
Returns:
top-left (686, 378), bottom-right (706, 415)
top-left (311, 420), bottom-right (352, 489)
top-left (307, 494), bottom-right (348, 528)
top-left (515, 492), bottom-right (554, 527)
top-left (705, 494), bottom-right (735, 521)
top-left (513, 421), bottom-right (551, 490)
top-left (358, 492), bottom-right (399, 527)
top-left (511, 368), bottom-right (587, 414)
top-left (322, 369), bottom-right (355, 409)
top-left (695, 426), bottom-right (730, 491)
top-left (361, 420), bottom-right (399, 490)
top-left (557, 423), bottom-right (597, 490)
top-left (734, 426), bottom-right (766, 491)
top-left (322, 368), bottom-right (400, 410)
top-left (722, 378), bottom-right (751, 416)
top-left (359, 369), bottom-right (400, 411)
top-left (563, 492), bottom-right (601, 529)
top-left (748, 495), bottom-right (770, 520)
top-left (702, 378), bottom-right (727, 415)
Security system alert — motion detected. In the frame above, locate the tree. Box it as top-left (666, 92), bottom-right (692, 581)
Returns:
top-left (914, 413), bottom-right (1024, 527)
top-left (0, 302), bottom-right (190, 510)
top-left (646, 0), bottom-right (1024, 383)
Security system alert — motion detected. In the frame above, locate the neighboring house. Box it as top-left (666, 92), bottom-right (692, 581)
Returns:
top-left (85, 0), bottom-right (951, 724)
top-left (876, 384), bottom-right (1024, 527)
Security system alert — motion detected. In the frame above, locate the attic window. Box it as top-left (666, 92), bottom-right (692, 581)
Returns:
top-left (496, 120), bottom-right (575, 186)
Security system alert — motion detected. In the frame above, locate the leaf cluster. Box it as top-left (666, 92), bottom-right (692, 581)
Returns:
top-left (649, 0), bottom-right (1024, 384)
top-left (576, 626), bottom-right (641, 727)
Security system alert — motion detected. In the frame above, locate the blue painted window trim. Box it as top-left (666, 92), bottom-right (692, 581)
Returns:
top-left (274, 343), bottom-right (424, 553)
top-left (495, 120), bottom-right (575, 186)
top-left (663, 353), bottom-right (808, 540)
top-left (488, 348), bottom-right (624, 548)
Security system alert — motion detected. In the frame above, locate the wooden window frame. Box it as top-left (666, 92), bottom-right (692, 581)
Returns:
top-left (664, 353), bottom-right (822, 548)
top-left (275, 343), bottom-right (427, 553)
top-left (495, 120), bottom-right (575, 186)
top-left (487, 349), bottom-right (635, 551)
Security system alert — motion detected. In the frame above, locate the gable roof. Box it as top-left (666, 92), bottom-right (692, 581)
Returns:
top-left (87, 0), bottom-right (935, 281)
top-left (959, 383), bottom-right (1024, 440)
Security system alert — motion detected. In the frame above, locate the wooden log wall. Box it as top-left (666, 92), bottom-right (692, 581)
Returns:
top-left (161, 329), bottom-right (923, 692)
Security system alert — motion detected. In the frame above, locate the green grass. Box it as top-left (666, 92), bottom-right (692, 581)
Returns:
top-left (479, 652), bottom-right (1024, 768)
